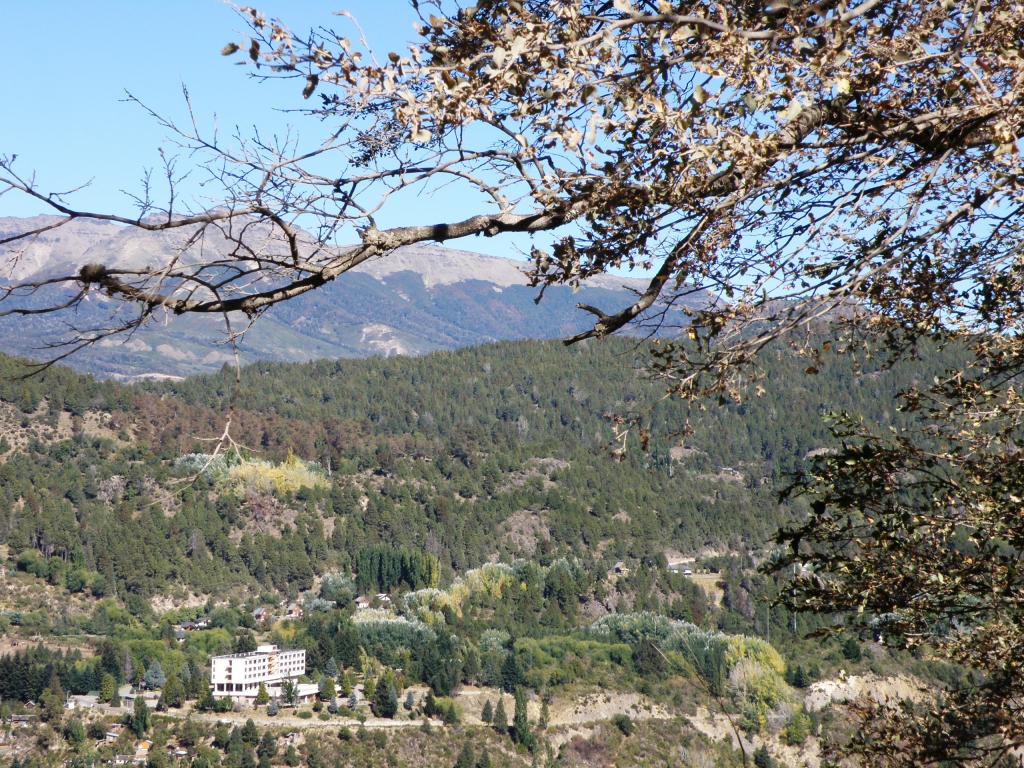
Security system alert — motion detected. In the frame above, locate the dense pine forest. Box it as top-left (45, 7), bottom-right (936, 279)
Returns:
top-left (0, 337), bottom-right (965, 605)
top-left (0, 338), bottom-right (970, 768)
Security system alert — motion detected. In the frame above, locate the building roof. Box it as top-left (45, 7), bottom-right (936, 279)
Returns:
top-left (211, 644), bottom-right (305, 661)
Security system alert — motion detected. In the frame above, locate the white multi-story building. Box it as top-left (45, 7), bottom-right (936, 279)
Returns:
top-left (210, 644), bottom-right (306, 700)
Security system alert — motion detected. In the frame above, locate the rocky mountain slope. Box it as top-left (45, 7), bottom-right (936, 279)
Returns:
top-left (0, 216), bottom-right (697, 379)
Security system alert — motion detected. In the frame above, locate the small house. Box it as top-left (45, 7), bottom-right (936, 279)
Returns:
top-left (668, 559), bottom-right (695, 574)
top-left (66, 693), bottom-right (100, 710)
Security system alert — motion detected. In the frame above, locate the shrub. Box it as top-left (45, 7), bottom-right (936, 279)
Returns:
top-left (611, 714), bottom-right (633, 737)
top-left (753, 745), bottom-right (775, 768)
top-left (841, 636), bottom-right (863, 662)
top-left (785, 709), bottom-right (812, 746)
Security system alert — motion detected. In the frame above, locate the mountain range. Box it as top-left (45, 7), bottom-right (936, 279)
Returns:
top-left (0, 216), bottom-right (699, 379)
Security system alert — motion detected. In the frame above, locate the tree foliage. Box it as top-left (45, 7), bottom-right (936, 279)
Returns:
top-left (130, 696), bottom-right (150, 737)
top-left (371, 670), bottom-right (399, 719)
top-left (510, 687), bottom-right (533, 750)
top-left (354, 545), bottom-right (440, 594)
top-left (771, 394), bottom-right (1024, 765)
top-left (2, 0), bottom-right (1020, 393)
top-left (1, 3), bottom-right (1024, 763)
top-left (492, 697), bottom-right (508, 734)
top-left (143, 660), bottom-right (166, 690)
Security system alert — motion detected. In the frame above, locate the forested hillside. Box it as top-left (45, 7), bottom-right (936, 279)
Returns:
top-left (0, 338), bottom-right (966, 612)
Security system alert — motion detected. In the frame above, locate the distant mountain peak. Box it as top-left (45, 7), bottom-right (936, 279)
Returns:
top-left (355, 243), bottom-right (644, 293)
top-left (0, 215), bottom-right (698, 380)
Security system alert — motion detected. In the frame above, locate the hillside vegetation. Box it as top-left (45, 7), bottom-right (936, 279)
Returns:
top-left (0, 338), bottom-right (966, 605)
top-left (0, 339), bottom-right (967, 768)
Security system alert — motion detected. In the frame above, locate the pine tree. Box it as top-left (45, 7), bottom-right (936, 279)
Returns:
top-left (143, 660), bottom-right (166, 690)
top-left (841, 636), bottom-right (863, 662)
top-left (40, 673), bottom-right (65, 723)
top-left (372, 671), bottom-right (398, 718)
top-left (454, 741), bottom-right (475, 768)
top-left (255, 683), bottom-right (269, 706)
top-left (241, 718), bottom-right (259, 745)
top-left (318, 676), bottom-right (336, 701)
top-left (213, 724), bottom-right (232, 750)
top-left (187, 660), bottom-right (206, 699)
top-left (510, 688), bottom-right (533, 750)
top-left (99, 673), bottom-right (116, 703)
top-left (99, 642), bottom-right (120, 682)
top-left (791, 665), bottom-right (808, 689)
top-left (163, 675), bottom-right (185, 707)
top-left (197, 686), bottom-right (214, 712)
top-left (493, 697), bottom-right (508, 734)
top-left (443, 701), bottom-right (459, 725)
top-left (324, 657), bottom-right (339, 678)
top-left (481, 699), bottom-right (493, 723)
top-left (64, 718), bottom-right (86, 745)
top-left (257, 732), bottom-right (276, 759)
top-left (786, 709), bottom-right (812, 746)
top-left (753, 745), bottom-right (775, 768)
top-left (363, 675), bottom-right (376, 702)
top-left (500, 651), bottom-right (523, 693)
top-left (281, 680), bottom-right (298, 706)
top-left (130, 696), bottom-right (150, 737)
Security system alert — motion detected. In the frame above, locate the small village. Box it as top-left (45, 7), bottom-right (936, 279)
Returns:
top-left (0, 557), bottom-right (730, 768)
top-left (0, 623), bottom-right (482, 768)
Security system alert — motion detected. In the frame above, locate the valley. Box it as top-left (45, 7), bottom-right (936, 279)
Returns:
top-left (0, 338), bottom-right (961, 768)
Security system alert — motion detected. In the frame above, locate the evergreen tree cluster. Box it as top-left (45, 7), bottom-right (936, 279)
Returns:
top-left (0, 337), bottom-right (968, 607)
top-left (354, 545), bottom-right (440, 594)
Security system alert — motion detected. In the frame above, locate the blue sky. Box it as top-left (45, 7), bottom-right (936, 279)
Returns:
top-left (3, 2), bottom-right (637, 270)
top-left (3, 2), bottom-right (423, 218)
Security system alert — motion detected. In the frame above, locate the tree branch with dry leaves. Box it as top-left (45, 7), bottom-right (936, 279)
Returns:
top-left (3, 4), bottom-right (1024, 761)
top-left (1, 0), bottom-right (1019, 393)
